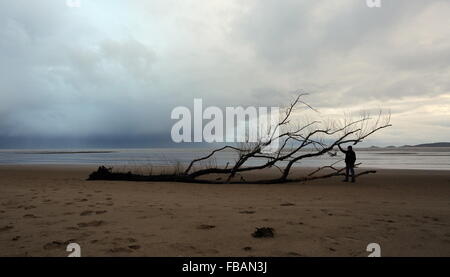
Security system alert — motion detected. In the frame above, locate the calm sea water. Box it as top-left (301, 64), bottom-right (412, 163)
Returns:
top-left (0, 147), bottom-right (449, 170)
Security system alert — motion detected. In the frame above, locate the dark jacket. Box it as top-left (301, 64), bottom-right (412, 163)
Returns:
top-left (339, 145), bottom-right (356, 166)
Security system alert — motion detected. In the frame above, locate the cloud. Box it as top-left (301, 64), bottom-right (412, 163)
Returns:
top-left (0, 0), bottom-right (449, 147)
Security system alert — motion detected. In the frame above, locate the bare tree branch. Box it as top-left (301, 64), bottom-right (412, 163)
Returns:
top-left (89, 93), bottom-right (392, 184)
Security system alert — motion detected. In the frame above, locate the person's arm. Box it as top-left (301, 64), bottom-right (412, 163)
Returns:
top-left (338, 144), bottom-right (346, 153)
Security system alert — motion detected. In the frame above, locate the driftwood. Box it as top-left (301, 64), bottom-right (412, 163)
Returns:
top-left (87, 165), bottom-right (377, 184)
top-left (88, 93), bottom-right (391, 184)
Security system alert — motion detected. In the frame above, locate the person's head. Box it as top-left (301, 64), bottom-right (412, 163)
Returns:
top-left (347, 146), bottom-right (353, 151)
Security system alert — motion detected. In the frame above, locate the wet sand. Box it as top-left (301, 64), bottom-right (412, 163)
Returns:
top-left (0, 165), bottom-right (449, 257)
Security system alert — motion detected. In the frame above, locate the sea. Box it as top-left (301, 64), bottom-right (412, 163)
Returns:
top-left (0, 147), bottom-right (449, 171)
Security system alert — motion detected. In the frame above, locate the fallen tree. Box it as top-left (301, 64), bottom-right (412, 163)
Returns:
top-left (88, 94), bottom-right (391, 184)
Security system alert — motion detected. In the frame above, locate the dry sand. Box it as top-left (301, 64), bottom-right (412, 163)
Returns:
top-left (0, 165), bottom-right (449, 257)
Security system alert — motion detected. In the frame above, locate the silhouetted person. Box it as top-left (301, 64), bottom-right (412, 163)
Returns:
top-left (338, 145), bottom-right (356, 182)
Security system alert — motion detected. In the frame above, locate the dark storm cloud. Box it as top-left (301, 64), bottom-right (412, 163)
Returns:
top-left (0, 0), bottom-right (449, 147)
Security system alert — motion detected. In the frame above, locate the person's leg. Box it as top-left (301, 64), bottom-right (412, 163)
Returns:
top-left (344, 165), bottom-right (349, 181)
top-left (350, 166), bottom-right (355, 182)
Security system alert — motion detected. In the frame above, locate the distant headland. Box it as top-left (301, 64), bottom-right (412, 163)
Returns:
top-left (369, 142), bottom-right (450, 149)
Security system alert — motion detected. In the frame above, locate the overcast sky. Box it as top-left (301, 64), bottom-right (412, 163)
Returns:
top-left (0, 0), bottom-right (449, 148)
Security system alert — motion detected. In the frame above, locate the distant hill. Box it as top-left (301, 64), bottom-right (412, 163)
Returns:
top-left (405, 142), bottom-right (450, 148)
top-left (364, 142), bottom-right (450, 149)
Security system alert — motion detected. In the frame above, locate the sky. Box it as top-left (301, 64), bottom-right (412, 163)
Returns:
top-left (0, 0), bottom-right (449, 148)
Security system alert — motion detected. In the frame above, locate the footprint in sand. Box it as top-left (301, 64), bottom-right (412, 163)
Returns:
top-left (128, 245), bottom-right (141, 250)
top-left (77, 220), bottom-right (105, 228)
top-left (74, 198), bottom-right (88, 202)
top-left (239, 210), bottom-right (255, 214)
top-left (43, 241), bottom-right (65, 250)
top-left (375, 218), bottom-right (395, 223)
top-left (43, 239), bottom-right (76, 251)
top-left (0, 225), bottom-right (13, 232)
top-left (287, 251), bottom-right (303, 256)
top-left (80, 210), bottom-right (94, 216)
top-left (197, 224), bottom-right (216, 230)
top-left (23, 214), bottom-right (39, 219)
top-left (287, 221), bottom-right (304, 226)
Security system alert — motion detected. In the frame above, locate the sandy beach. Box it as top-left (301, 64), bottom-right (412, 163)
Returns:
top-left (0, 165), bottom-right (449, 257)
